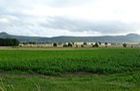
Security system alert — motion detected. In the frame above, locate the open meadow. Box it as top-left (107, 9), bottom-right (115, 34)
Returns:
top-left (0, 48), bottom-right (140, 91)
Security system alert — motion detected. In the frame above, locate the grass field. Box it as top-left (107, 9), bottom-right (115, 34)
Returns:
top-left (0, 48), bottom-right (140, 91)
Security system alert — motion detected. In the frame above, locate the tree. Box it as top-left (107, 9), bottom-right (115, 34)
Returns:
top-left (81, 45), bottom-right (84, 48)
top-left (83, 42), bottom-right (87, 45)
top-left (105, 42), bottom-right (108, 47)
top-left (53, 43), bottom-right (57, 47)
top-left (76, 45), bottom-right (78, 48)
top-left (123, 43), bottom-right (127, 48)
top-left (98, 42), bottom-right (101, 45)
top-left (93, 42), bottom-right (99, 47)
top-left (63, 44), bottom-right (68, 47)
top-left (28, 42), bottom-right (36, 44)
top-left (12, 39), bottom-right (19, 46)
top-left (0, 38), bottom-right (19, 46)
top-left (68, 42), bottom-right (73, 47)
top-left (131, 45), bottom-right (133, 48)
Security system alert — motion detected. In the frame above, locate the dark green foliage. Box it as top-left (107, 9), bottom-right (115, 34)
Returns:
top-left (28, 42), bottom-right (36, 44)
top-left (63, 43), bottom-right (73, 47)
top-left (98, 42), bottom-right (101, 45)
top-left (0, 38), bottom-right (19, 46)
top-left (93, 42), bottom-right (99, 47)
top-left (68, 42), bottom-right (73, 47)
top-left (105, 42), bottom-right (108, 47)
top-left (63, 44), bottom-right (68, 47)
top-left (83, 42), bottom-right (87, 45)
top-left (53, 43), bottom-right (57, 47)
top-left (81, 45), bottom-right (84, 47)
top-left (123, 43), bottom-right (127, 48)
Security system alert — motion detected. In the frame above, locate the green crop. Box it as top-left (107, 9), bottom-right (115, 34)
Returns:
top-left (0, 48), bottom-right (139, 75)
top-left (0, 48), bottom-right (140, 91)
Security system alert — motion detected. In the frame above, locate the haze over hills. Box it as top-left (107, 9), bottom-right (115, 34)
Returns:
top-left (0, 32), bottom-right (140, 43)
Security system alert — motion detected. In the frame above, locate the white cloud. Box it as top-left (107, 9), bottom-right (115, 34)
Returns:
top-left (0, 0), bottom-right (140, 36)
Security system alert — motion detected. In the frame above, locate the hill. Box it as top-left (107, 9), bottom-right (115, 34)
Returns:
top-left (0, 32), bottom-right (140, 43)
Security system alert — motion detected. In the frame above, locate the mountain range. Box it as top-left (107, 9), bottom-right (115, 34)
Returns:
top-left (0, 32), bottom-right (140, 43)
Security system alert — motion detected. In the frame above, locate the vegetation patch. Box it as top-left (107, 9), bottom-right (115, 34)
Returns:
top-left (0, 48), bottom-right (139, 91)
top-left (0, 48), bottom-right (139, 75)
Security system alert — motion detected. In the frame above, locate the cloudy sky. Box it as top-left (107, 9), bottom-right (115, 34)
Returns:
top-left (0, 0), bottom-right (140, 37)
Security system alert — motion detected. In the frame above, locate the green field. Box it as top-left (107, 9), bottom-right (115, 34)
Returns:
top-left (0, 48), bottom-right (140, 91)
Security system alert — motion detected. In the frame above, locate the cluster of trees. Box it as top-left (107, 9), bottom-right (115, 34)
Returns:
top-left (0, 38), bottom-right (19, 46)
top-left (53, 42), bottom-right (101, 48)
top-left (82, 42), bottom-right (100, 48)
top-left (92, 42), bottom-right (99, 47)
top-left (53, 42), bottom-right (73, 47)
top-left (63, 43), bottom-right (73, 47)
top-left (23, 42), bottom-right (36, 45)
top-left (25, 41), bottom-right (128, 48)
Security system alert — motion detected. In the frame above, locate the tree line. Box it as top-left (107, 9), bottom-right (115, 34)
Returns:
top-left (0, 38), bottom-right (19, 46)
top-left (53, 42), bottom-right (128, 48)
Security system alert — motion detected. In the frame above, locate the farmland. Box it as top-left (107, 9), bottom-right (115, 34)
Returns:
top-left (0, 48), bottom-right (140, 91)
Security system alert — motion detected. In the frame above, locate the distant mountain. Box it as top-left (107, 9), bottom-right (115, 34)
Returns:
top-left (0, 32), bottom-right (140, 43)
top-left (0, 32), bottom-right (11, 38)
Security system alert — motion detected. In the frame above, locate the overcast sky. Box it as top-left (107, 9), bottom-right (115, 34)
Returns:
top-left (0, 0), bottom-right (140, 37)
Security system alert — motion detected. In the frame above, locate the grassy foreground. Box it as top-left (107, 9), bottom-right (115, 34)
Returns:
top-left (0, 48), bottom-right (140, 91)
